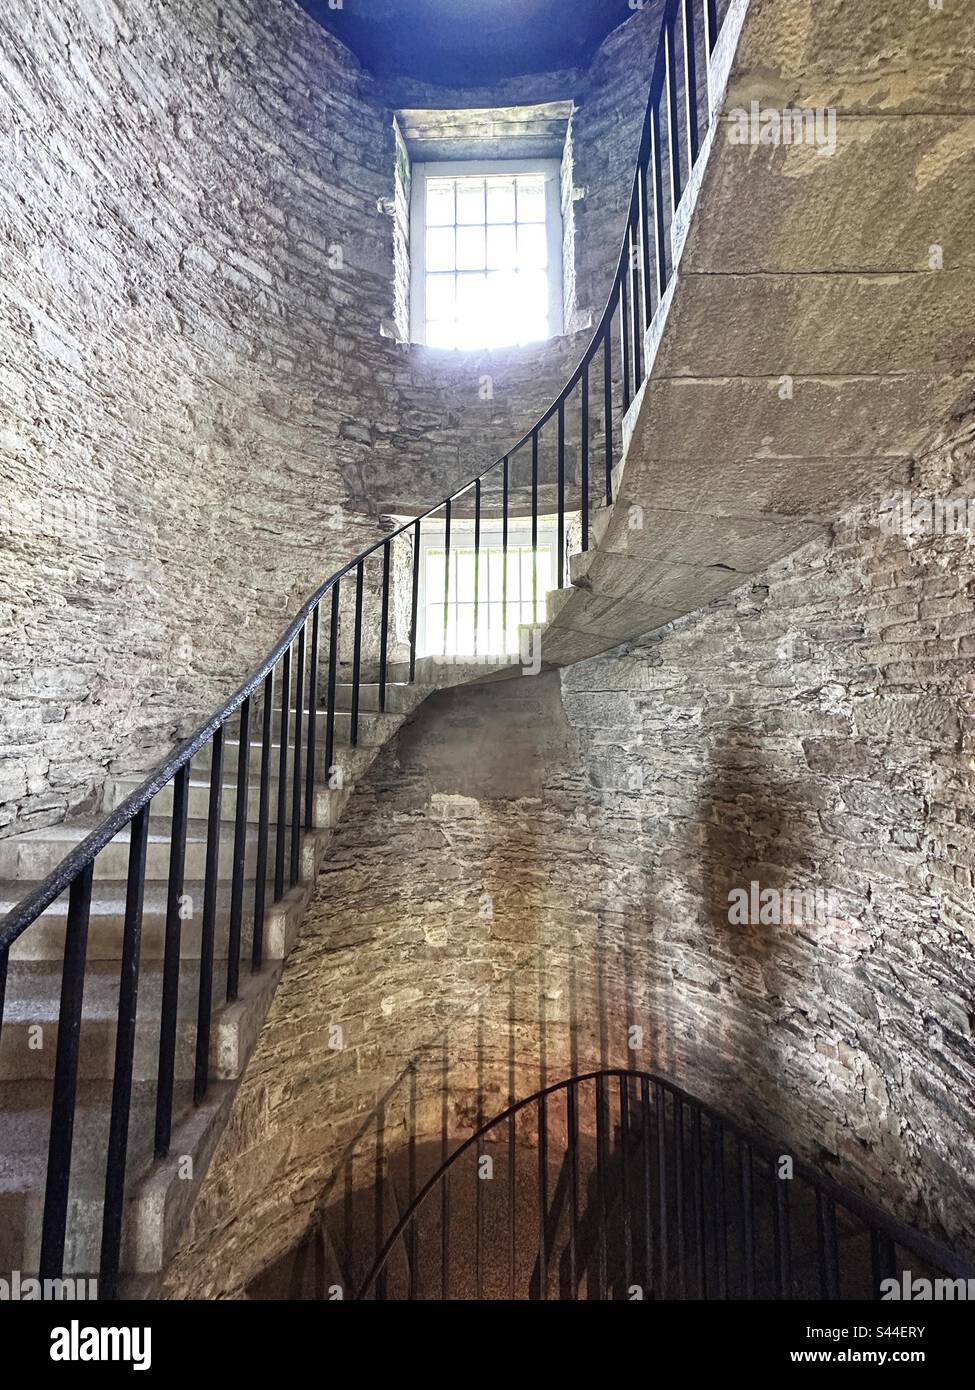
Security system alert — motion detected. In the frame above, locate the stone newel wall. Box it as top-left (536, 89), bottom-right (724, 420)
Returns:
top-left (163, 413), bottom-right (975, 1297)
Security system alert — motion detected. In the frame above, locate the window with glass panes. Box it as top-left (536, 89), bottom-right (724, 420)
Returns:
top-left (411, 161), bottom-right (564, 350)
top-left (419, 527), bottom-right (555, 658)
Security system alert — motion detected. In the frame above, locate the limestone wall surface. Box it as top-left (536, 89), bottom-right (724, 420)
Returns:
top-left (0, 0), bottom-right (660, 836)
top-left (163, 411), bottom-right (975, 1297)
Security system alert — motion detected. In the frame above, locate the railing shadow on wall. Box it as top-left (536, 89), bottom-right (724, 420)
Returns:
top-left (0, 0), bottom-right (732, 1295)
top-left (246, 936), bottom-right (650, 1302)
top-left (352, 1068), bottom-right (975, 1302)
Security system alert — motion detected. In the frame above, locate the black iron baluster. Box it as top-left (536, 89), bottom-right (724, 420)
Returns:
top-left (639, 161), bottom-right (654, 326)
top-left (596, 1073), bottom-right (608, 1297)
top-left (508, 1108), bottom-right (517, 1299)
top-left (581, 366), bottom-right (590, 551)
top-left (407, 1070), bottom-right (418, 1301)
top-left (409, 520), bottom-right (420, 683)
top-left (537, 1093), bottom-right (548, 1299)
top-left (475, 1134), bottom-right (483, 1301)
top-left (290, 623), bottom-right (305, 886)
top-left (442, 500), bottom-right (451, 658)
top-left (350, 563), bottom-right (364, 748)
top-left (39, 860), bottom-right (94, 1278)
top-left (440, 1169), bottom-right (450, 1299)
top-left (682, 0), bottom-right (701, 165)
top-left (252, 672), bottom-right (273, 973)
top-left (441, 1051), bottom-right (449, 1299)
top-left (620, 273), bottom-right (632, 416)
top-left (629, 210), bottom-right (643, 386)
top-left (0, 942), bottom-right (7, 1048)
top-left (774, 1163), bottom-right (792, 1298)
top-left (816, 1191), bottom-right (840, 1300)
top-left (100, 804), bottom-right (149, 1298)
top-left (567, 1079), bottom-right (579, 1298)
top-left (739, 1138), bottom-right (755, 1298)
top-left (378, 539), bottom-right (391, 713)
top-left (530, 432), bottom-right (539, 624)
top-left (227, 697), bottom-right (250, 1002)
top-left (705, 0), bottom-right (719, 57)
top-left (619, 1074), bottom-right (633, 1293)
top-left (712, 1119), bottom-right (728, 1298)
top-left (640, 1077), bottom-right (653, 1296)
top-left (693, 1105), bottom-right (706, 1297)
top-left (305, 605), bottom-right (320, 828)
top-left (194, 725), bottom-right (223, 1104)
top-left (374, 1107), bottom-right (386, 1302)
top-left (274, 647), bottom-right (291, 901)
top-left (871, 1228), bottom-right (897, 1296)
top-left (650, 89), bottom-right (669, 302)
top-left (675, 1092), bottom-right (686, 1296)
top-left (502, 457), bottom-right (509, 637)
top-left (473, 480), bottom-right (481, 657)
top-left (556, 400), bottom-right (566, 590)
top-left (325, 584), bottom-right (339, 782)
top-left (656, 1082), bottom-right (669, 1298)
top-left (603, 328), bottom-right (614, 505)
top-left (155, 765), bottom-right (189, 1157)
top-left (665, 9), bottom-right (683, 210)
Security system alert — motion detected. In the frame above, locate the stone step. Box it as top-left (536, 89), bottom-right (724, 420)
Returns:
top-left (103, 772), bottom-right (353, 832)
top-left (0, 815), bottom-right (318, 884)
top-left (200, 738), bottom-right (383, 785)
top-left (2, 874), bottom-right (305, 964)
top-left (0, 957), bottom-right (279, 1084)
top-left (233, 708), bottom-right (405, 751)
top-left (0, 1076), bottom-right (234, 1276)
top-left (386, 655), bottom-right (533, 689)
top-left (273, 682), bottom-right (428, 716)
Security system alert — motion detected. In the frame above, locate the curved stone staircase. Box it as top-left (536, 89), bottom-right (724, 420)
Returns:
top-left (1, 0), bottom-right (973, 1297)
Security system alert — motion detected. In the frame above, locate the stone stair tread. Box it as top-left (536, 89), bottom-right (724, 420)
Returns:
top-left (0, 813), bottom-right (289, 854)
top-left (0, 1077), bottom-right (202, 1197)
top-left (2, 956), bottom-right (237, 1023)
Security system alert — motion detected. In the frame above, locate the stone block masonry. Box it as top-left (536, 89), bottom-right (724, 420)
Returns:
top-left (162, 409), bottom-right (975, 1298)
top-left (0, 0), bottom-right (663, 837)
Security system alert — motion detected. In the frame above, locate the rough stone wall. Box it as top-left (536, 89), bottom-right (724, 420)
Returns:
top-left (0, 0), bottom-right (654, 836)
top-left (164, 408), bottom-right (975, 1296)
top-left (0, 0), bottom-right (393, 836)
top-left (568, 0), bottom-right (667, 314)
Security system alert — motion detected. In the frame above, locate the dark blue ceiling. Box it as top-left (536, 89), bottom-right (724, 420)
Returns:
top-left (299, 0), bottom-right (635, 86)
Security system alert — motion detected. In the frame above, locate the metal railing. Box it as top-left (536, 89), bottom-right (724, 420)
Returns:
top-left (0, 0), bottom-right (728, 1296)
top-left (356, 1070), bottom-right (975, 1300)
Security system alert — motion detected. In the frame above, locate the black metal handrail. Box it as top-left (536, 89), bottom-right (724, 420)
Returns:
top-left (355, 1069), bottom-right (975, 1300)
top-left (0, 0), bottom-right (728, 1295)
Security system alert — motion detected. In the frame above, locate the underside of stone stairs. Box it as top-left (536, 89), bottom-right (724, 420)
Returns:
top-left (1, 0), bottom-right (973, 1300)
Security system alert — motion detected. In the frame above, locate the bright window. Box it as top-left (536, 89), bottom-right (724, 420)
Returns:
top-left (410, 161), bottom-right (564, 350)
top-left (418, 525), bottom-right (555, 658)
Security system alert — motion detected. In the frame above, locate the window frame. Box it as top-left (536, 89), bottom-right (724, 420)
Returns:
top-left (409, 158), bottom-right (566, 349)
top-left (416, 519), bottom-right (557, 658)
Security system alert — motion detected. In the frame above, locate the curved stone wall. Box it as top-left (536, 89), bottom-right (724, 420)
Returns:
top-left (0, 0), bottom-right (660, 836)
top-left (163, 409), bottom-right (975, 1297)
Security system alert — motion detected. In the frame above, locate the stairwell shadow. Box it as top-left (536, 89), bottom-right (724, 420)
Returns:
top-left (691, 720), bottom-right (819, 1147)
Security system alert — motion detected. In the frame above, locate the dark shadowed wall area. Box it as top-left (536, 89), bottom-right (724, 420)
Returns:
top-left (163, 408), bottom-right (975, 1296)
